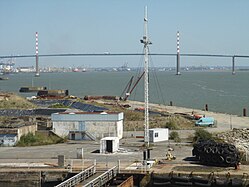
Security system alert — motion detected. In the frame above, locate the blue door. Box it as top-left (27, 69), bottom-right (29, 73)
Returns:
top-left (79, 121), bottom-right (85, 131)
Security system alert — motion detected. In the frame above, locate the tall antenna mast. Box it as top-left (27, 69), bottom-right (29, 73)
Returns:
top-left (35, 32), bottom-right (40, 77)
top-left (176, 31), bottom-right (181, 75)
top-left (140, 6), bottom-right (152, 148)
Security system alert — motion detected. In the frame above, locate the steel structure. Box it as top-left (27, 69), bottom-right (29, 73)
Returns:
top-left (1, 53), bottom-right (249, 76)
top-left (140, 6), bottom-right (152, 148)
top-left (176, 31), bottom-right (180, 75)
top-left (35, 32), bottom-right (39, 77)
top-left (55, 165), bottom-right (96, 187)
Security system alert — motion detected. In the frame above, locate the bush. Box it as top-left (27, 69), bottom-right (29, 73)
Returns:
top-left (165, 119), bottom-right (179, 130)
top-left (17, 132), bottom-right (39, 146)
top-left (193, 129), bottom-right (213, 142)
top-left (169, 131), bottom-right (181, 142)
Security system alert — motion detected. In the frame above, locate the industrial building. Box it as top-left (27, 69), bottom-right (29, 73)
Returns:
top-left (0, 124), bottom-right (37, 146)
top-left (51, 112), bottom-right (124, 140)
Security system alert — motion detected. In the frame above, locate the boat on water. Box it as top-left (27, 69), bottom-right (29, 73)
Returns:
top-left (0, 77), bottom-right (9, 80)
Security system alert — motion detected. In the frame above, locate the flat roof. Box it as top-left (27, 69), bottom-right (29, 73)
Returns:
top-left (101, 137), bottom-right (119, 141)
top-left (52, 111), bottom-right (124, 121)
top-left (57, 111), bottom-right (121, 115)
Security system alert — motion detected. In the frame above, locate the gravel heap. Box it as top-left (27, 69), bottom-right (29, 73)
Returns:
top-left (217, 128), bottom-right (249, 152)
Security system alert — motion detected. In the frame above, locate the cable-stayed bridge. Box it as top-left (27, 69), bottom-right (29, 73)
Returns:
top-left (1, 52), bottom-right (249, 76)
top-left (1, 53), bottom-right (249, 58)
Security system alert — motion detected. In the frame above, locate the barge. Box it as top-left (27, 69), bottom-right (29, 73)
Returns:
top-left (19, 86), bottom-right (47, 93)
top-left (37, 89), bottom-right (69, 98)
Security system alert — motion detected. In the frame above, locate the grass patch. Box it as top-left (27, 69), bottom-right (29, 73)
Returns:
top-left (125, 110), bottom-right (144, 121)
top-left (16, 132), bottom-right (66, 147)
top-left (48, 103), bottom-right (69, 108)
top-left (0, 93), bottom-right (36, 109)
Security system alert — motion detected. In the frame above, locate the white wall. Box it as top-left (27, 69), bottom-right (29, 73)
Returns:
top-left (116, 120), bottom-right (123, 139)
top-left (53, 121), bottom-right (79, 138)
top-left (149, 128), bottom-right (168, 143)
top-left (53, 120), bottom-right (123, 139)
top-left (100, 137), bottom-right (119, 154)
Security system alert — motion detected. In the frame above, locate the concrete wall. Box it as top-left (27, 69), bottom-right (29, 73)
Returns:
top-left (53, 120), bottom-right (123, 139)
top-left (53, 121), bottom-right (79, 138)
top-left (0, 170), bottom-right (69, 187)
top-left (18, 125), bottom-right (37, 140)
top-left (85, 121), bottom-right (122, 139)
top-left (0, 171), bottom-right (40, 187)
top-left (117, 120), bottom-right (123, 139)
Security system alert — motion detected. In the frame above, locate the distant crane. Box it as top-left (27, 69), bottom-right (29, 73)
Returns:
top-left (120, 71), bottom-right (145, 101)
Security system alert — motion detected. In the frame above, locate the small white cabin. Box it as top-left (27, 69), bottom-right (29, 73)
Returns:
top-left (100, 137), bottom-right (119, 154)
top-left (149, 128), bottom-right (168, 143)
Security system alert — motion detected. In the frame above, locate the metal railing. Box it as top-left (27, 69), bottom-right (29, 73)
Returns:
top-left (82, 166), bottom-right (118, 187)
top-left (55, 165), bottom-right (96, 187)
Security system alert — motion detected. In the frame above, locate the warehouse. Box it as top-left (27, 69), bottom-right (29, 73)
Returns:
top-left (51, 112), bottom-right (124, 140)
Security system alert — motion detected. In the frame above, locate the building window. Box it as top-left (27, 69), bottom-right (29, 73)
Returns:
top-left (155, 132), bottom-right (158, 137)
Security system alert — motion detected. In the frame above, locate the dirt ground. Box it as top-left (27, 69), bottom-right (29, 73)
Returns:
top-left (125, 100), bottom-right (249, 132)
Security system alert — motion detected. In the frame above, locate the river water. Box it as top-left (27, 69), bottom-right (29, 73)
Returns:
top-left (0, 71), bottom-right (248, 115)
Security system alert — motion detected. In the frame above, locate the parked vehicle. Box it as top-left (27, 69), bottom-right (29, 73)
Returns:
top-left (195, 117), bottom-right (215, 127)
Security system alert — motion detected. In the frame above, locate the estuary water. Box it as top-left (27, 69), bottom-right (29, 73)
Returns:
top-left (0, 71), bottom-right (248, 116)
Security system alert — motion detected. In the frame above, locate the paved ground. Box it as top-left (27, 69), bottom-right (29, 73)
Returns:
top-left (0, 102), bottom-right (249, 174)
top-left (1, 138), bottom-right (249, 176)
top-left (0, 138), bottom-right (189, 166)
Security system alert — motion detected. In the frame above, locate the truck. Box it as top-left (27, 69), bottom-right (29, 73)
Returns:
top-left (195, 117), bottom-right (215, 127)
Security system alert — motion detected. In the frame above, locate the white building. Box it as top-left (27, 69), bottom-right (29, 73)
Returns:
top-left (149, 128), bottom-right (169, 143)
top-left (51, 112), bottom-right (124, 140)
top-left (100, 137), bottom-right (119, 154)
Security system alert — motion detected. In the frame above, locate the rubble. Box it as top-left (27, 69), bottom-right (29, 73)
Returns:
top-left (217, 128), bottom-right (249, 152)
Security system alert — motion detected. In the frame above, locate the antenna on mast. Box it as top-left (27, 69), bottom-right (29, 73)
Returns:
top-left (35, 32), bottom-right (40, 77)
top-left (176, 31), bottom-right (181, 75)
top-left (140, 6), bottom-right (152, 148)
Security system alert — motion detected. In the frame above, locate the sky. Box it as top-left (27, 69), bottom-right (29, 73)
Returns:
top-left (0, 0), bottom-right (249, 68)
